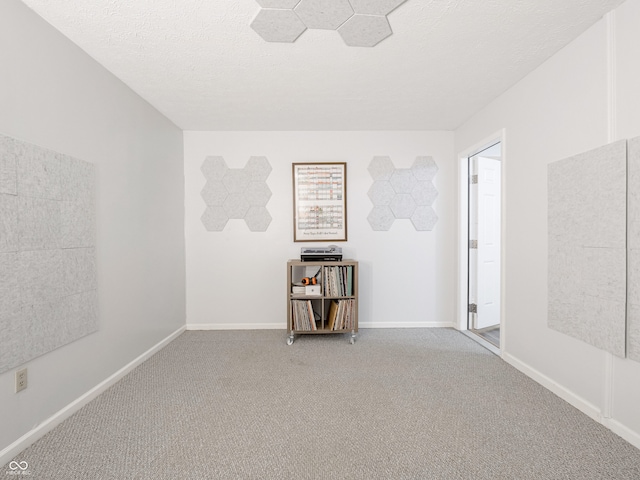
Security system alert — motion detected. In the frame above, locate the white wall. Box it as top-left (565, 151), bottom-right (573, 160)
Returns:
top-left (0, 0), bottom-right (186, 457)
top-left (610, 0), bottom-right (640, 446)
top-left (455, 0), bottom-right (640, 447)
top-left (184, 131), bottom-right (455, 330)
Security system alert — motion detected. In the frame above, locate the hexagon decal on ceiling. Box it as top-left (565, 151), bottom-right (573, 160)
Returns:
top-left (295, 0), bottom-right (354, 30)
top-left (338, 15), bottom-right (392, 48)
top-left (250, 9), bottom-right (307, 43)
top-left (367, 156), bottom-right (439, 231)
top-left (200, 156), bottom-right (273, 232)
top-left (349, 0), bottom-right (407, 16)
top-left (250, 0), bottom-right (408, 47)
top-left (256, 0), bottom-right (301, 8)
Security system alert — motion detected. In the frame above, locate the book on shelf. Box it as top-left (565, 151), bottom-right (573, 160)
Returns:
top-left (322, 265), bottom-right (353, 297)
top-left (325, 298), bottom-right (355, 331)
top-left (327, 300), bottom-right (338, 331)
top-left (291, 299), bottom-right (317, 331)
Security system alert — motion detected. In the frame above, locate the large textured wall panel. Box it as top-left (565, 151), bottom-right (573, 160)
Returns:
top-left (17, 142), bottom-right (61, 200)
top-left (0, 253), bottom-right (19, 314)
top-left (61, 247), bottom-right (97, 296)
top-left (18, 197), bottom-right (61, 250)
top-left (0, 194), bottom-right (18, 252)
top-left (0, 133), bottom-right (97, 374)
top-left (547, 140), bottom-right (627, 357)
top-left (19, 249), bottom-right (63, 305)
top-left (61, 200), bottom-right (95, 248)
top-left (0, 135), bottom-right (17, 195)
top-left (627, 136), bottom-right (640, 362)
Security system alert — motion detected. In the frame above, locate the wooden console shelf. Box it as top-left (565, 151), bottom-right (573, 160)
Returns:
top-left (286, 259), bottom-right (358, 345)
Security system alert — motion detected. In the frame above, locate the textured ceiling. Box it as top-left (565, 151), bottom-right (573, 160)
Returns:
top-left (19, 0), bottom-right (624, 131)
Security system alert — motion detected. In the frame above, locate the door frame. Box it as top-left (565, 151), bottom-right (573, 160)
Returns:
top-left (457, 129), bottom-right (506, 354)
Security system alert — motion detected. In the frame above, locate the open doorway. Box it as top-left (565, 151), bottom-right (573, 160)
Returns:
top-left (459, 137), bottom-right (503, 353)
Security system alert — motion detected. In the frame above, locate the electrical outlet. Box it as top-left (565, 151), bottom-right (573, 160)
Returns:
top-left (15, 368), bottom-right (27, 393)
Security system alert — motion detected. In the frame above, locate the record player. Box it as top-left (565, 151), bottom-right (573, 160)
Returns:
top-left (300, 245), bottom-right (342, 262)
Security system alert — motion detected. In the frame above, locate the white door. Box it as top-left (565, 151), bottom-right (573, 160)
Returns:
top-left (474, 156), bottom-right (501, 329)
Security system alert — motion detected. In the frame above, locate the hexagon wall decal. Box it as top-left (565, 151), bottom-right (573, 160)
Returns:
top-left (367, 156), bottom-right (439, 231)
top-left (200, 156), bottom-right (273, 232)
top-left (201, 206), bottom-right (229, 232)
top-left (201, 156), bottom-right (229, 180)
top-left (389, 194), bottom-right (417, 219)
top-left (367, 180), bottom-right (395, 206)
top-left (367, 206), bottom-right (396, 231)
top-left (411, 181), bottom-right (438, 206)
top-left (411, 206), bottom-right (438, 231)
top-left (389, 168), bottom-right (417, 194)
top-left (368, 156), bottom-right (395, 180)
top-left (245, 206), bottom-right (273, 232)
top-left (412, 156), bottom-right (438, 181)
top-left (245, 156), bottom-right (273, 182)
top-left (200, 180), bottom-right (228, 207)
top-left (250, 0), bottom-right (409, 47)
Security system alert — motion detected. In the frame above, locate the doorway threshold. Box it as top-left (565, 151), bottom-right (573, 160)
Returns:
top-left (463, 330), bottom-right (501, 356)
top-left (473, 325), bottom-right (500, 347)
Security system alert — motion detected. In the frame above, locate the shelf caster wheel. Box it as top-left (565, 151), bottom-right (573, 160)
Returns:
top-left (287, 336), bottom-right (294, 346)
top-left (349, 335), bottom-right (356, 345)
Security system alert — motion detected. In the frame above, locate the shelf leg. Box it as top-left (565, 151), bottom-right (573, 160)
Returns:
top-left (349, 331), bottom-right (356, 345)
top-left (287, 334), bottom-right (294, 346)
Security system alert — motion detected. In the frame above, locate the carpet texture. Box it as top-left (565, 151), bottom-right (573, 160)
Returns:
top-left (4, 329), bottom-right (640, 479)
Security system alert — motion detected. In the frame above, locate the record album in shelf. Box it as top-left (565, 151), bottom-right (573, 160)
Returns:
top-left (292, 162), bottom-right (347, 242)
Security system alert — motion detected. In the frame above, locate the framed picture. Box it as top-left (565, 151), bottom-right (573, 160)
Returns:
top-left (292, 162), bottom-right (347, 242)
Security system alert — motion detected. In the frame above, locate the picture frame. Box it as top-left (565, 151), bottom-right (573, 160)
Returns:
top-left (292, 162), bottom-right (347, 242)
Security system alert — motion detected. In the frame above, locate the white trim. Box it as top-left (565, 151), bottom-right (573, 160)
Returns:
top-left (456, 130), bottom-right (507, 351)
top-left (504, 352), bottom-right (640, 449)
top-left (0, 325), bottom-right (186, 467)
top-left (604, 353), bottom-right (615, 419)
top-left (187, 322), bottom-right (455, 330)
top-left (187, 323), bottom-right (285, 330)
top-left (359, 322), bottom-right (455, 329)
top-left (503, 352), bottom-right (602, 423)
top-left (499, 131), bottom-right (507, 354)
top-left (603, 418), bottom-right (640, 450)
top-left (457, 151), bottom-right (470, 331)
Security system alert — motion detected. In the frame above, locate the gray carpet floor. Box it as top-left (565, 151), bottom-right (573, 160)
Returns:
top-left (4, 329), bottom-right (640, 479)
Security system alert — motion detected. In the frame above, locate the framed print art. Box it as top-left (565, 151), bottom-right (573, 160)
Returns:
top-left (292, 162), bottom-right (347, 242)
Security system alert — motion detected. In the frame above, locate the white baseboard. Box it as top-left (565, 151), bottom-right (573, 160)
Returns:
top-left (504, 352), bottom-right (640, 450)
top-left (502, 352), bottom-right (602, 423)
top-left (603, 418), bottom-right (640, 450)
top-left (359, 321), bottom-right (455, 329)
top-left (187, 322), bottom-right (455, 330)
top-left (0, 325), bottom-right (186, 467)
top-left (187, 323), bottom-right (285, 330)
